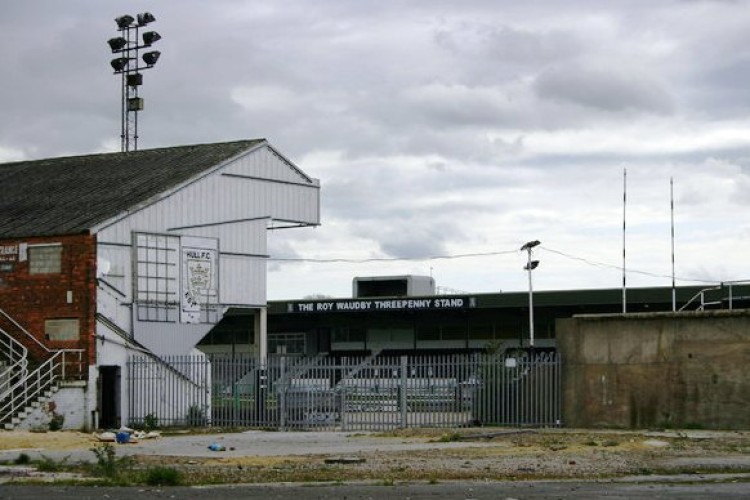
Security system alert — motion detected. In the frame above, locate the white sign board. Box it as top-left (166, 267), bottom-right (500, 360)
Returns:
top-left (181, 237), bottom-right (218, 324)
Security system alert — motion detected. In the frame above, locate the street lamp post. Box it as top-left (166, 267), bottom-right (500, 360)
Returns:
top-left (108, 12), bottom-right (162, 152)
top-left (520, 240), bottom-right (541, 348)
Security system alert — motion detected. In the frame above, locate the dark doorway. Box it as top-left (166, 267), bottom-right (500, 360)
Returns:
top-left (99, 366), bottom-right (120, 429)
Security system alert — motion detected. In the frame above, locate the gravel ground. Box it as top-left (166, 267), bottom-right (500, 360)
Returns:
top-left (0, 427), bottom-right (748, 484)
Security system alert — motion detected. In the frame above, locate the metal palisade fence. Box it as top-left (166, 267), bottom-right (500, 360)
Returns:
top-left (127, 351), bottom-right (561, 430)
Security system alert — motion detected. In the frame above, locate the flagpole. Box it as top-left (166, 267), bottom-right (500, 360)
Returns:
top-left (622, 168), bottom-right (627, 313)
top-left (671, 177), bottom-right (676, 311)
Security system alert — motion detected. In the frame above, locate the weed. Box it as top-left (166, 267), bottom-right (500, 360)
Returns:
top-left (436, 432), bottom-right (462, 443)
top-left (90, 443), bottom-right (130, 479)
top-left (48, 413), bottom-right (65, 431)
top-left (143, 466), bottom-right (183, 486)
top-left (35, 455), bottom-right (68, 472)
top-left (186, 405), bottom-right (208, 427)
top-left (143, 413), bottom-right (159, 430)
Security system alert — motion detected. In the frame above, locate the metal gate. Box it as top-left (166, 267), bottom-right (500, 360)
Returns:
top-left (127, 352), bottom-right (561, 430)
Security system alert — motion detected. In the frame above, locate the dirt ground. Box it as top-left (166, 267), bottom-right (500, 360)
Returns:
top-left (0, 430), bottom-right (97, 452)
top-left (1, 427), bottom-right (749, 485)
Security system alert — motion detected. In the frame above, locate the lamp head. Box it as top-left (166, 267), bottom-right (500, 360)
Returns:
top-left (137, 12), bottom-right (156, 26)
top-left (520, 240), bottom-right (541, 251)
top-left (110, 57), bottom-right (130, 72)
top-left (524, 260), bottom-right (540, 271)
top-left (142, 51), bottom-right (161, 66)
top-left (142, 31), bottom-right (161, 46)
top-left (115, 15), bottom-right (135, 29)
top-left (107, 37), bottom-right (127, 52)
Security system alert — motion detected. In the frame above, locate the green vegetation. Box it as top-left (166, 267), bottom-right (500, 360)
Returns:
top-left (143, 466), bottom-right (183, 486)
top-left (35, 455), bottom-right (69, 472)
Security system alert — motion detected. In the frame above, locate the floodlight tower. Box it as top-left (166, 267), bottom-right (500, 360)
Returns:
top-left (108, 12), bottom-right (162, 152)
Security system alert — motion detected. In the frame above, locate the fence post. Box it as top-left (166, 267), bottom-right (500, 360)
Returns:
top-left (279, 356), bottom-right (286, 430)
top-left (399, 356), bottom-right (408, 428)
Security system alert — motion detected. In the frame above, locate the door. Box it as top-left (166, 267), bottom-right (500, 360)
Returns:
top-left (99, 366), bottom-right (121, 429)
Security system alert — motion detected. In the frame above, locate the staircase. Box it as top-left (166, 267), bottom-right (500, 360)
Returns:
top-left (0, 308), bottom-right (84, 429)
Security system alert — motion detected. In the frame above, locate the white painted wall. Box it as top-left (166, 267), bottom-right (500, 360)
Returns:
top-left (93, 143), bottom-right (319, 357)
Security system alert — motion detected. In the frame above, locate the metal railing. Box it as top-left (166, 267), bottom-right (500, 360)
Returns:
top-left (0, 326), bottom-right (29, 402)
top-left (0, 307), bottom-right (86, 426)
top-left (0, 349), bottom-right (84, 426)
top-left (679, 281), bottom-right (750, 312)
top-left (126, 352), bottom-right (562, 430)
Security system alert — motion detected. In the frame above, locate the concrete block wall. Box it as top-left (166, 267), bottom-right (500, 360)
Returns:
top-left (15, 382), bottom-right (87, 431)
top-left (557, 309), bottom-right (750, 430)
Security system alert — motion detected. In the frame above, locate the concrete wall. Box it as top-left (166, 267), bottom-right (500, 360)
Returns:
top-left (558, 310), bottom-right (750, 430)
top-left (16, 382), bottom-right (88, 431)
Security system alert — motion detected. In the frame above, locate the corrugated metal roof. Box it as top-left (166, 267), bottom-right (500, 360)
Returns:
top-left (0, 139), bottom-right (265, 238)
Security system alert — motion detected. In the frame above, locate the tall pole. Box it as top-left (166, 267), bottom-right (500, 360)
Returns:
top-left (109, 13), bottom-right (161, 152)
top-left (527, 249), bottom-right (535, 348)
top-left (521, 240), bottom-right (540, 348)
top-left (671, 177), bottom-right (676, 311)
top-left (622, 168), bottom-right (627, 313)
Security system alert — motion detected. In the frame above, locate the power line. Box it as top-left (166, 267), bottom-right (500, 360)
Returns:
top-left (269, 249), bottom-right (519, 263)
top-left (540, 246), bottom-right (718, 284)
top-left (269, 244), bottom-right (722, 285)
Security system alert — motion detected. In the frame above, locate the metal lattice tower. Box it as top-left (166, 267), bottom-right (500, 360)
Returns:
top-left (108, 13), bottom-right (162, 152)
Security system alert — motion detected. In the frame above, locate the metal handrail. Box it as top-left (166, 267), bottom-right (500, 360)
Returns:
top-left (0, 349), bottom-right (84, 425)
top-left (678, 285), bottom-right (722, 312)
top-left (0, 326), bottom-right (29, 400)
top-left (0, 307), bottom-right (86, 425)
top-left (0, 307), bottom-right (54, 353)
top-left (0, 306), bottom-right (86, 371)
top-left (677, 281), bottom-right (750, 312)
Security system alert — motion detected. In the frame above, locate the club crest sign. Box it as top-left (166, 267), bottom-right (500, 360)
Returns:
top-left (181, 242), bottom-right (217, 324)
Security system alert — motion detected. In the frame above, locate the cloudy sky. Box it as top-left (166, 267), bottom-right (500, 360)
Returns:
top-left (1, 1), bottom-right (749, 299)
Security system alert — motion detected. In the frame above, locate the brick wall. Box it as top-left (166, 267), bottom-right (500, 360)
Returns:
top-left (0, 233), bottom-right (97, 370)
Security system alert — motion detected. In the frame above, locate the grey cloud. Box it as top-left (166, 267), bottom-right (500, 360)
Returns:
top-left (434, 22), bottom-right (582, 68)
top-left (2, 1), bottom-right (750, 295)
top-left (534, 62), bottom-right (675, 115)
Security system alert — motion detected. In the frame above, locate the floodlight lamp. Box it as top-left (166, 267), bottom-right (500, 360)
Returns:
top-left (137, 12), bottom-right (156, 26)
top-left (520, 240), bottom-right (541, 251)
top-left (142, 31), bottom-right (161, 46)
top-left (127, 97), bottom-right (144, 111)
top-left (115, 15), bottom-right (135, 29)
top-left (110, 57), bottom-right (130, 72)
top-left (524, 260), bottom-right (540, 271)
top-left (142, 50), bottom-right (161, 66)
top-left (126, 73), bottom-right (143, 87)
top-left (107, 37), bottom-right (127, 52)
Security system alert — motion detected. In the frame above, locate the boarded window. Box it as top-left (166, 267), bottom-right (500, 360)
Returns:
top-left (29, 245), bottom-right (62, 274)
top-left (45, 319), bottom-right (79, 341)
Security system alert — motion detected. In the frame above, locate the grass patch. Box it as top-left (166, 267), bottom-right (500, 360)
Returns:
top-left (35, 455), bottom-right (69, 472)
top-left (435, 432), bottom-right (462, 443)
top-left (143, 466), bottom-right (183, 486)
